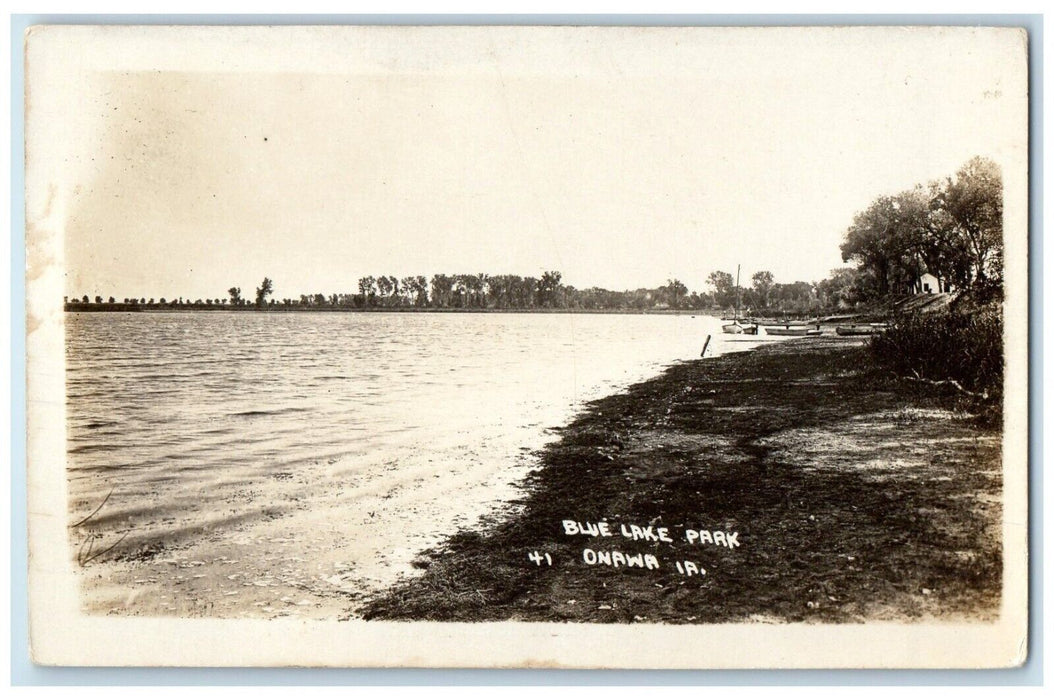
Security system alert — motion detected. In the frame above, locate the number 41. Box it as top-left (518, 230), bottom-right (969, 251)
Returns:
top-left (528, 551), bottom-right (552, 566)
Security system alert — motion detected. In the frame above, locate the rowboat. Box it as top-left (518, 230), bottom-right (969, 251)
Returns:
top-left (722, 320), bottom-right (759, 335)
top-left (835, 324), bottom-right (887, 336)
top-left (764, 325), bottom-right (813, 336)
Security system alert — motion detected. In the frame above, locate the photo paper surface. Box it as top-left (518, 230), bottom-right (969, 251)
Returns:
top-left (25, 24), bottom-right (1029, 668)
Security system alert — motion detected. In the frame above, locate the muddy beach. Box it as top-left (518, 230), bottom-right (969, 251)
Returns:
top-left (363, 336), bottom-right (1003, 623)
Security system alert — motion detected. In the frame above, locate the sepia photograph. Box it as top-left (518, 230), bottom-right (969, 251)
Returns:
top-left (24, 23), bottom-right (1029, 668)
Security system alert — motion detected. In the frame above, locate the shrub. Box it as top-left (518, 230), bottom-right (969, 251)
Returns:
top-left (870, 303), bottom-right (1003, 402)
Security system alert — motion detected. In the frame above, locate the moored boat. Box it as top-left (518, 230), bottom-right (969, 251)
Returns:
top-left (764, 325), bottom-right (812, 336)
top-left (722, 320), bottom-right (759, 335)
top-left (721, 265), bottom-right (758, 335)
top-left (835, 324), bottom-right (886, 336)
top-left (722, 321), bottom-right (745, 334)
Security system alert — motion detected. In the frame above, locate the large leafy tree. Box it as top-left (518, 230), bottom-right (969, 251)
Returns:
top-left (376, 276), bottom-right (394, 303)
top-left (706, 270), bottom-right (736, 308)
top-left (751, 271), bottom-right (774, 308)
top-left (358, 276), bottom-right (377, 305)
top-left (474, 273), bottom-right (490, 308)
top-left (537, 270), bottom-right (563, 308)
top-left (255, 278), bottom-right (273, 308)
top-left (429, 274), bottom-right (453, 308)
top-left (399, 277), bottom-right (416, 306)
top-left (938, 156), bottom-right (1003, 291)
top-left (411, 276), bottom-right (429, 306)
top-left (816, 267), bottom-right (878, 309)
top-left (840, 196), bottom-right (903, 297)
top-left (661, 279), bottom-right (689, 308)
top-left (461, 274), bottom-right (484, 308)
top-left (840, 156), bottom-right (1003, 300)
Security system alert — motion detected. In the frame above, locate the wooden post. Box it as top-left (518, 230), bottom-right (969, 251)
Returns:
top-left (700, 334), bottom-right (711, 358)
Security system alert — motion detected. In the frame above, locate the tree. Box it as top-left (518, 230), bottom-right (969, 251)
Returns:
top-left (938, 156), bottom-right (1003, 293)
top-left (451, 275), bottom-right (469, 308)
top-left (706, 271), bottom-right (736, 308)
top-left (838, 157), bottom-right (1003, 302)
top-left (475, 273), bottom-right (490, 308)
top-left (398, 277), bottom-right (416, 306)
top-left (461, 274), bottom-right (484, 308)
top-left (358, 276), bottom-right (377, 305)
top-left (488, 275), bottom-right (512, 309)
top-left (537, 270), bottom-right (563, 308)
top-left (413, 276), bottom-right (429, 306)
top-left (661, 279), bottom-right (688, 308)
top-left (840, 196), bottom-right (903, 297)
top-left (255, 277), bottom-right (274, 308)
top-left (228, 287), bottom-right (242, 306)
top-left (890, 184), bottom-right (958, 293)
top-left (400, 276), bottom-right (426, 306)
top-left (430, 274), bottom-right (453, 308)
top-left (769, 281), bottom-right (817, 313)
top-left (817, 267), bottom-right (878, 309)
top-left (515, 276), bottom-right (538, 308)
top-left (751, 271), bottom-right (774, 309)
top-left (376, 276), bottom-right (394, 303)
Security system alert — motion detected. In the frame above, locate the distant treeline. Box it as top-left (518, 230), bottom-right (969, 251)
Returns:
top-left (65, 270), bottom-right (839, 315)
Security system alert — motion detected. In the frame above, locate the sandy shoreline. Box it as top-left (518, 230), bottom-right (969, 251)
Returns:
top-left (363, 336), bottom-right (1003, 623)
top-left (69, 416), bottom-right (545, 619)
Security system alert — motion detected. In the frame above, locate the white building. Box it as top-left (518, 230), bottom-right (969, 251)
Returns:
top-left (913, 272), bottom-right (948, 294)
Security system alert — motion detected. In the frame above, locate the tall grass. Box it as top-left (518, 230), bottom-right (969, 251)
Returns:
top-left (870, 303), bottom-right (1003, 403)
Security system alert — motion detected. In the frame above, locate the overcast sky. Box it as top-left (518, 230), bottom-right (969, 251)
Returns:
top-left (32, 26), bottom-right (1026, 301)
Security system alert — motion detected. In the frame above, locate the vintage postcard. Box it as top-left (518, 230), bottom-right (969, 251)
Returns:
top-left (25, 24), bottom-right (1029, 668)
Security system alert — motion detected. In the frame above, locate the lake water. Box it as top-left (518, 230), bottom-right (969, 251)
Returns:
top-left (65, 311), bottom-right (778, 617)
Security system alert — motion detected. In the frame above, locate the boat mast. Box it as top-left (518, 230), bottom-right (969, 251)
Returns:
top-left (735, 264), bottom-right (741, 322)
